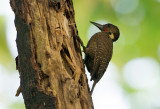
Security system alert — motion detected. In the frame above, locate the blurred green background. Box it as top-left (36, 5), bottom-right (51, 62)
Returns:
top-left (0, 0), bottom-right (160, 109)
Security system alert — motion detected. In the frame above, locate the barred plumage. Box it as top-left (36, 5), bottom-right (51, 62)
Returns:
top-left (84, 22), bottom-right (120, 94)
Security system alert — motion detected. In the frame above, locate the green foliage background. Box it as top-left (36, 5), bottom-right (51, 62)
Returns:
top-left (73, 0), bottom-right (160, 67)
top-left (0, 17), bottom-right (14, 70)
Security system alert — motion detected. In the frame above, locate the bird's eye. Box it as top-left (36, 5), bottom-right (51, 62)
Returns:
top-left (108, 32), bottom-right (111, 35)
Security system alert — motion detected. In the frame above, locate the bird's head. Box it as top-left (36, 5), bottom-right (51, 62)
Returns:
top-left (90, 21), bottom-right (120, 42)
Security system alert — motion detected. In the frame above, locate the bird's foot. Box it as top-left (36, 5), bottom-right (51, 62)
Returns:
top-left (74, 35), bottom-right (86, 52)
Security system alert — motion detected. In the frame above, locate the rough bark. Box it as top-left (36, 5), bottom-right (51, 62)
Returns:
top-left (10, 0), bottom-right (93, 109)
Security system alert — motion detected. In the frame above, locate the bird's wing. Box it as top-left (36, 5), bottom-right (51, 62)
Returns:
top-left (91, 33), bottom-right (113, 81)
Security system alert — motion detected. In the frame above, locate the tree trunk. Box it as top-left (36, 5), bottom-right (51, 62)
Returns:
top-left (10, 0), bottom-right (93, 108)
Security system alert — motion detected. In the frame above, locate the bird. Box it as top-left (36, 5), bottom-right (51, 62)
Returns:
top-left (83, 21), bottom-right (120, 94)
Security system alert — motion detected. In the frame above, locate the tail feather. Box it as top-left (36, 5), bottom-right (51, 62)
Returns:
top-left (91, 81), bottom-right (97, 95)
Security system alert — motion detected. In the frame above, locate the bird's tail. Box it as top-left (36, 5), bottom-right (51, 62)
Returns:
top-left (91, 81), bottom-right (97, 95)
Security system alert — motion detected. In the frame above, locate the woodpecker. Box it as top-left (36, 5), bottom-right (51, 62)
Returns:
top-left (78, 21), bottom-right (120, 94)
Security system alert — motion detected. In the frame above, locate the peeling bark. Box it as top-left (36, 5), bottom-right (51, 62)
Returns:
top-left (10, 0), bottom-right (93, 109)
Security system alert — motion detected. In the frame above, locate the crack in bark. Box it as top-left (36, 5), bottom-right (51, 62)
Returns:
top-left (46, 20), bottom-right (54, 49)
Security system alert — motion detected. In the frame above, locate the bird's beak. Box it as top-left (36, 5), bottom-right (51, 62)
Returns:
top-left (90, 21), bottom-right (103, 31)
